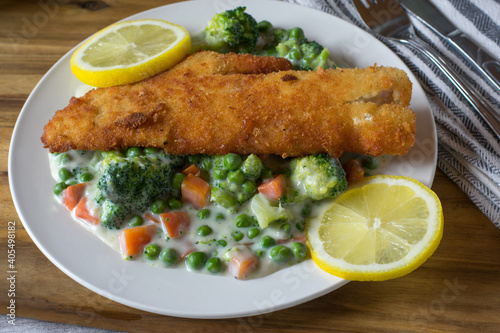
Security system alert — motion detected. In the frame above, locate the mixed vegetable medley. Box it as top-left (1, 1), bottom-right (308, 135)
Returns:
top-left (193, 6), bottom-right (336, 70)
top-left (50, 7), bottom-right (380, 279)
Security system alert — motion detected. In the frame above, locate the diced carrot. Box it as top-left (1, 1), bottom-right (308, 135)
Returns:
top-left (74, 197), bottom-right (99, 225)
top-left (119, 224), bottom-right (157, 257)
top-left (292, 235), bottom-right (307, 244)
top-left (278, 235), bottom-right (307, 245)
top-left (343, 160), bottom-right (365, 183)
top-left (160, 211), bottom-right (190, 239)
top-left (181, 173), bottom-right (210, 209)
top-left (227, 246), bottom-right (259, 280)
top-left (257, 174), bottom-right (287, 200)
top-left (182, 164), bottom-right (200, 176)
top-left (144, 212), bottom-right (160, 224)
top-left (63, 183), bottom-right (87, 211)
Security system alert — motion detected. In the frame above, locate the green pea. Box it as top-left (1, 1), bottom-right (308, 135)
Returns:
top-left (168, 197), bottom-right (183, 209)
top-left (257, 20), bottom-right (273, 33)
top-left (144, 147), bottom-right (160, 155)
top-left (197, 225), bottom-right (212, 236)
top-left (217, 239), bottom-right (227, 247)
top-left (228, 170), bottom-right (245, 184)
top-left (235, 214), bottom-right (252, 228)
top-left (279, 223), bottom-right (291, 234)
top-left (103, 150), bottom-right (123, 158)
top-left (53, 182), bottom-right (68, 195)
top-left (242, 180), bottom-right (257, 194)
top-left (215, 213), bottom-right (225, 221)
top-left (291, 242), bottom-right (308, 260)
top-left (236, 192), bottom-right (250, 205)
top-left (247, 227), bottom-right (260, 239)
top-left (144, 244), bottom-right (161, 260)
top-left (186, 252), bottom-right (208, 270)
top-left (206, 257), bottom-right (223, 274)
top-left (58, 153), bottom-right (72, 164)
top-left (58, 168), bottom-right (73, 182)
top-left (260, 236), bottom-right (276, 248)
top-left (213, 168), bottom-right (227, 180)
top-left (79, 172), bottom-right (94, 182)
top-left (126, 147), bottom-right (142, 157)
top-left (269, 245), bottom-right (291, 263)
top-left (150, 199), bottom-right (167, 214)
top-left (171, 172), bottom-right (186, 190)
top-left (240, 154), bottom-right (263, 179)
top-left (289, 27), bottom-right (304, 40)
top-left (160, 248), bottom-right (179, 266)
top-left (223, 153), bottom-right (242, 171)
top-left (129, 215), bottom-right (143, 227)
top-left (231, 230), bottom-right (244, 242)
top-left (197, 209), bottom-right (210, 219)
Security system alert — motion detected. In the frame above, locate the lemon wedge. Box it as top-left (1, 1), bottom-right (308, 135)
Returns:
top-left (70, 19), bottom-right (191, 87)
top-left (306, 175), bottom-right (443, 281)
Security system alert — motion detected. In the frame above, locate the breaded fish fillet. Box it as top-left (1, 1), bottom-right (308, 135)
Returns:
top-left (41, 51), bottom-right (416, 157)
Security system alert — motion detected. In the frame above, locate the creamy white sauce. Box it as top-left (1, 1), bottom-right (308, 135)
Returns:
top-left (49, 149), bottom-right (388, 280)
top-left (49, 150), bottom-right (310, 279)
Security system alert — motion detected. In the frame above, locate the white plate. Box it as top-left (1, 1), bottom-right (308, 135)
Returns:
top-left (9, 0), bottom-right (437, 319)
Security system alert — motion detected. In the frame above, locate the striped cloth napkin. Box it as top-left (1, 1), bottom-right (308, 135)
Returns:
top-left (283, 0), bottom-right (500, 227)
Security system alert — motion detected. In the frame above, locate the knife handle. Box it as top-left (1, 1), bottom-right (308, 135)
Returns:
top-left (447, 32), bottom-right (500, 92)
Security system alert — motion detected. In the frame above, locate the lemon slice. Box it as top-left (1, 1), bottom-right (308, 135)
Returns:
top-left (306, 175), bottom-right (443, 281)
top-left (70, 19), bottom-right (191, 87)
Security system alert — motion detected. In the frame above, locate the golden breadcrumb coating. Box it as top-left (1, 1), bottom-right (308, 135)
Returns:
top-left (41, 51), bottom-right (415, 157)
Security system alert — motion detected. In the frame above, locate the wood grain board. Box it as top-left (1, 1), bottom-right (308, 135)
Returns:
top-left (1, 1), bottom-right (500, 332)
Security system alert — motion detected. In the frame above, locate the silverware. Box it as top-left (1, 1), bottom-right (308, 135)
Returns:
top-left (400, 0), bottom-right (500, 93)
top-left (352, 0), bottom-right (500, 140)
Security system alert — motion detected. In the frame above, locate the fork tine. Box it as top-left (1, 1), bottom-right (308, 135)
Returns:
top-left (354, 0), bottom-right (409, 31)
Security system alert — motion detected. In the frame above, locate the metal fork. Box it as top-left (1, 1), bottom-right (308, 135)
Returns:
top-left (353, 0), bottom-right (500, 140)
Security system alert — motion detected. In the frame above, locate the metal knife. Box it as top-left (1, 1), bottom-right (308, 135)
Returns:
top-left (399, 0), bottom-right (500, 93)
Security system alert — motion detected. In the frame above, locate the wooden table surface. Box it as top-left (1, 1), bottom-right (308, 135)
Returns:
top-left (1, 0), bottom-right (500, 332)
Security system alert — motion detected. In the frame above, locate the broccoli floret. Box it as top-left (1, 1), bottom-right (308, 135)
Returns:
top-left (250, 193), bottom-right (290, 229)
top-left (96, 153), bottom-right (187, 229)
top-left (299, 42), bottom-right (332, 71)
top-left (289, 154), bottom-right (347, 201)
top-left (300, 40), bottom-right (323, 55)
top-left (240, 154), bottom-right (263, 179)
top-left (100, 200), bottom-right (127, 230)
top-left (210, 185), bottom-right (237, 211)
top-left (202, 6), bottom-right (259, 53)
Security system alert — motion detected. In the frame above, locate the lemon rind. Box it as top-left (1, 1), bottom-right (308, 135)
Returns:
top-left (70, 19), bottom-right (191, 87)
